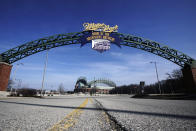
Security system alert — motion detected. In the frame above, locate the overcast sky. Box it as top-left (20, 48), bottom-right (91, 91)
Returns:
top-left (0, 0), bottom-right (196, 90)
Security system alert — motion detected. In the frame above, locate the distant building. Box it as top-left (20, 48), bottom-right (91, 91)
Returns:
top-left (74, 77), bottom-right (116, 94)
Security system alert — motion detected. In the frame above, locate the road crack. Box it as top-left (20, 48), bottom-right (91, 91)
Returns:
top-left (94, 99), bottom-right (128, 131)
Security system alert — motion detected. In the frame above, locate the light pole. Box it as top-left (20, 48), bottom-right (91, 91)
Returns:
top-left (94, 77), bottom-right (96, 95)
top-left (11, 63), bottom-right (24, 93)
top-left (150, 61), bottom-right (161, 94)
top-left (41, 50), bottom-right (49, 96)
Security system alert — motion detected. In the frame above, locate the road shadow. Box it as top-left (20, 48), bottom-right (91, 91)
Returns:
top-left (0, 100), bottom-right (196, 120)
top-left (131, 94), bottom-right (196, 100)
top-left (42, 96), bottom-right (114, 99)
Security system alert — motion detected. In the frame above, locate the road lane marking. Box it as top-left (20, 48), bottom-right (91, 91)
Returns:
top-left (49, 98), bottom-right (88, 131)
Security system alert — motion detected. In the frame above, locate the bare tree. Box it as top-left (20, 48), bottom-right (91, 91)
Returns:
top-left (58, 83), bottom-right (65, 94)
top-left (7, 79), bottom-right (15, 91)
top-left (166, 69), bottom-right (183, 80)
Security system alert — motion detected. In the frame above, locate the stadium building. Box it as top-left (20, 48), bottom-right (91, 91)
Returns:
top-left (74, 77), bottom-right (116, 94)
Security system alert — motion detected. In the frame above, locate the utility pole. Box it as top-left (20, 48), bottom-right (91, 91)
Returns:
top-left (41, 50), bottom-right (49, 96)
top-left (150, 61), bottom-right (161, 94)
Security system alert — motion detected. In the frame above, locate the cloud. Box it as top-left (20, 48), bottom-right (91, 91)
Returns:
top-left (108, 51), bottom-right (179, 84)
top-left (14, 51), bottom-right (181, 90)
top-left (44, 51), bottom-right (179, 89)
top-left (12, 63), bottom-right (53, 72)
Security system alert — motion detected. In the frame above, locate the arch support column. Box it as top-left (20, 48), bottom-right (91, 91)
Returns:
top-left (191, 61), bottom-right (196, 88)
top-left (181, 61), bottom-right (196, 93)
top-left (0, 62), bottom-right (12, 91)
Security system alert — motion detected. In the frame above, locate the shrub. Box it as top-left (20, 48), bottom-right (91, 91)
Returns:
top-left (17, 88), bottom-right (37, 97)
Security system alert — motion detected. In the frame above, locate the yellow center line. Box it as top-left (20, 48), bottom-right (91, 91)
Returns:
top-left (49, 98), bottom-right (88, 131)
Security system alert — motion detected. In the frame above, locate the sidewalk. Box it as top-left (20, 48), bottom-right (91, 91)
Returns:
top-left (0, 91), bottom-right (9, 98)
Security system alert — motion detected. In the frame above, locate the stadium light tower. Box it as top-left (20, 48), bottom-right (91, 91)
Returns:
top-left (150, 61), bottom-right (161, 94)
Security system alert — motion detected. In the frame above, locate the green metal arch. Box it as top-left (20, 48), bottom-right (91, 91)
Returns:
top-left (88, 79), bottom-right (116, 87)
top-left (0, 31), bottom-right (85, 64)
top-left (0, 31), bottom-right (195, 67)
top-left (118, 33), bottom-right (195, 67)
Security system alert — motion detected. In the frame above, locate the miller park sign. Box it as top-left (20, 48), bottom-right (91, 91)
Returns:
top-left (0, 22), bottom-right (196, 92)
top-left (80, 23), bottom-right (121, 53)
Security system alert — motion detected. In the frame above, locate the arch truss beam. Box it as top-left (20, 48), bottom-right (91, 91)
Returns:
top-left (118, 33), bottom-right (195, 67)
top-left (0, 31), bottom-right (195, 67)
top-left (0, 32), bottom-right (86, 64)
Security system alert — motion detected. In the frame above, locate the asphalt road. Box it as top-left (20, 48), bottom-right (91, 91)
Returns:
top-left (0, 95), bottom-right (196, 131)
